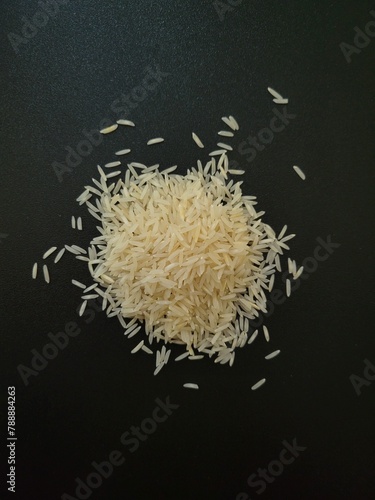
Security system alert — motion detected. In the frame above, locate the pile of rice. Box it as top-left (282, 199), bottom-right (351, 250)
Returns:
top-left (74, 118), bottom-right (294, 367)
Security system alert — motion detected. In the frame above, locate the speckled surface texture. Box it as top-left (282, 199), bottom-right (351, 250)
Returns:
top-left (1, 1), bottom-right (375, 499)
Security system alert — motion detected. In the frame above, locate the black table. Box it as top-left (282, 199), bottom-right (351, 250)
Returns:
top-left (1, 1), bottom-right (374, 499)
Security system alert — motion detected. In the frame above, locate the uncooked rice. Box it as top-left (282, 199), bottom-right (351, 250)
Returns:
top-left (33, 112), bottom-right (299, 379)
top-left (192, 132), bottom-right (204, 148)
top-left (251, 378), bottom-right (266, 391)
top-left (105, 161), bottom-right (121, 168)
top-left (294, 266), bottom-right (304, 280)
top-left (72, 279), bottom-right (86, 289)
top-left (79, 300), bottom-right (87, 317)
top-left (228, 116), bottom-right (239, 130)
top-left (127, 326), bottom-right (142, 338)
top-left (131, 340), bottom-right (144, 354)
top-left (248, 330), bottom-right (258, 345)
top-left (54, 248), bottom-right (65, 264)
top-left (263, 325), bottom-right (270, 342)
top-left (286, 279), bottom-right (291, 297)
top-left (209, 149), bottom-right (227, 156)
top-left (267, 87), bottom-right (288, 104)
top-left (265, 350), bottom-right (280, 360)
top-left (293, 165), bottom-right (306, 180)
top-left (43, 246), bottom-right (57, 259)
top-left (217, 142), bottom-right (233, 151)
top-left (175, 352), bottom-right (190, 362)
top-left (183, 383), bottom-right (199, 390)
top-left (32, 262), bottom-right (38, 279)
top-left (147, 137), bottom-right (164, 145)
top-left (43, 264), bottom-right (50, 283)
top-left (100, 124), bottom-right (118, 134)
top-left (116, 119), bottom-right (135, 127)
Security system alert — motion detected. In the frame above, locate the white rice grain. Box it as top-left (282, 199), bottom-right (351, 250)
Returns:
top-left (147, 137), bottom-right (164, 146)
top-left (267, 87), bottom-right (288, 104)
top-left (286, 279), bottom-right (291, 297)
top-left (192, 132), bottom-right (204, 148)
top-left (293, 165), bottom-right (306, 180)
top-left (228, 116), bottom-right (239, 130)
top-left (79, 300), bottom-right (87, 317)
top-left (218, 130), bottom-right (234, 137)
top-left (32, 262), bottom-right (38, 279)
top-left (54, 248), bottom-right (65, 264)
top-left (127, 326), bottom-right (142, 338)
top-left (43, 264), bottom-right (50, 283)
top-left (115, 149), bottom-right (131, 156)
top-left (43, 246), bottom-right (57, 259)
top-left (209, 149), bottom-right (227, 156)
top-left (100, 124), bottom-right (118, 134)
top-left (228, 169), bottom-right (245, 175)
top-left (265, 350), bottom-right (281, 360)
top-left (183, 383), bottom-right (199, 390)
top-left (251, 378), bottom-right (266, 391)
top-left (294, 266), bottom-right (304, 280)
top-left (106, 171), bottom-right (122, 179)
top-left (217, 142), bottom-right (233, 151)
top-left (72, 279), bottom-right (86, 289)
top-left (153, 364), bottom-right (164, 376)
top-left (131, 340), bottom-right (144, 354)
top-left (248, 330), bottom-right (259, 345)
top-left (116, 119), bottom-right (135, 127)
top-left (105, 161), bottom-right (121, 169)
top-left (175, 352), bottom-right (190, 362)
top-left (268, 273), bottom-right (275, 292)
top-left (263, 325), bottom-right (270, 342)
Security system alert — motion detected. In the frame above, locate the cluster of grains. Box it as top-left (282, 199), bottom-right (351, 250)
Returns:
top-left (73, 116), bottom-right (295, 372)
top-left (33, 93), bottom-right (304, 389)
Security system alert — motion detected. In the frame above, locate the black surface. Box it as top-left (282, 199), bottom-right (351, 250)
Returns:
top-left (1, 1), bottom-right (375, 499)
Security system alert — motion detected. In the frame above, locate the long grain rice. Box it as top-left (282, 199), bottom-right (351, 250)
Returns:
top-left (71, 114), bottom-right (297, 372)
top-left (116, 119), bottom-right (135, 127)
top-left (43, 264), bottom-right (50, 283)
top-left (192, 132), bottom-right (204, 148)
top-left (183, 383), bottom-right (199, 390)
top-left (251, 378), bottom-right (266, 391)
top-left (265, 350), bottom-right (280, 360)
top-left (100, 124), bottom-right (118, 134)
top-left (293, 165), bottom-right (306, 180)
top-left (147, 137), bottom-right (164, 146)
top-left (286, 279), bottom-right (291, 297)
top-left (43, 246), bottom-right (57, 259)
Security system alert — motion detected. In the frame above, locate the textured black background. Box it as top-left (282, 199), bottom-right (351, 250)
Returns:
top-left (1, 1), bottom-right (375, 499)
